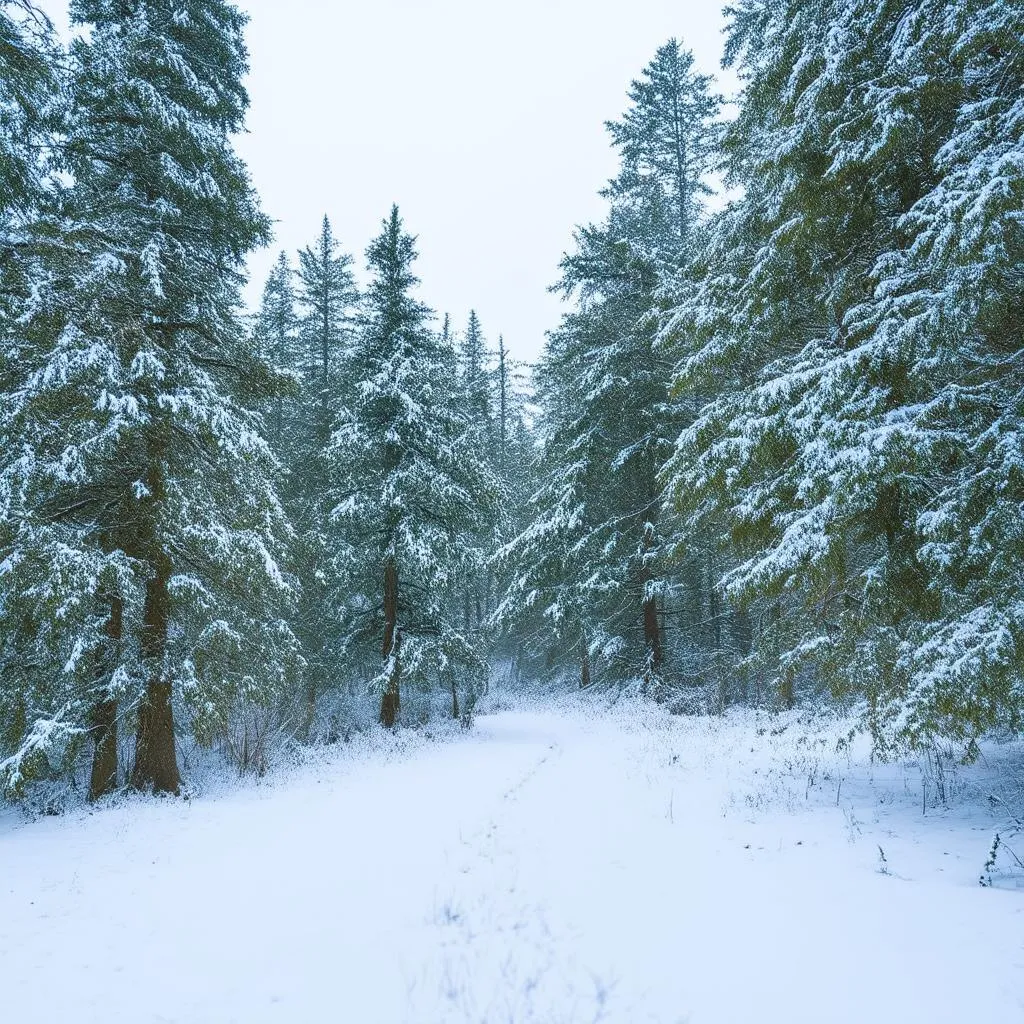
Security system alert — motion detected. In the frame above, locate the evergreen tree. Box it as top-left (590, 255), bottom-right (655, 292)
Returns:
top-left (329, 207), bottom-right (498, 726)
top-left (297, 215), bottom-right (359, 442)
top-left (457, 310), bottom-right (496, 630)
top-left (0, 1), bottom-right (52, 223)
top-left (605, 38), bottom-right (721, 248)
top-left (460, 309), bottom-right (493, 445)
top-left (881, 0), bottom-right (1024, 748)
top-left (0, 0), bottom-right (55, 385)
top-left (253, 251), bottom-right (301, 444)
top-left (660, 0), bottom-right (1024, 746)
top-left (487, 335), bottom-right (539, 677)
top-left (1, 0), bottom-right (298, 797)
top-left (494, 325), bottom-right (609, 688)
top-left (286, 220), bottom-right (359, 731)
top-left (500, 40), bottom-right (720, 693)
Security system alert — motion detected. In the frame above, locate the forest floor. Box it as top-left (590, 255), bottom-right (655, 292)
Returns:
top-left (1, 696), bottom-right (1022, 1023)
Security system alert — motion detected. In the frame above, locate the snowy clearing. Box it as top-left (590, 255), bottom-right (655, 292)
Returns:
top-left (2, 701), bottom-right (1023, 1023)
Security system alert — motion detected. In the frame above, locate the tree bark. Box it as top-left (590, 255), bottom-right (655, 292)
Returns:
top-left (780, 670), bottom-right (796, 710)
top-left (379, 557), bottom-right (401, 728)
top-left (580, 644), bottom-right (591, 689)
top-left (640, 524), bottom-right (663, 691)
top-left (642, 595), bottom-right (663, 673)
top-left (88, 594), bottom-right (123, 801)
top-left (298, 676), bottom-right (317, 743)
top-left (132, 548), bottom-right (180, 794)
top-left (451, 677), bottom-right (460, 720)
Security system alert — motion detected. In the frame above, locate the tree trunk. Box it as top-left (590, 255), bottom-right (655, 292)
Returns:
top-left (89, 699), bottom-right (118, 800)
top-left (580, 645), bottom-right (591, 689)
top-left (379, 655), bottom-right (401, 727)
top-left (89, 595), bottom-right (123, 801)
top-left (709, 554), bottom-right (724, 706)
top-left (380, 557), bottom-right (401, 728)
top-left (642, 594), bottom-right (663, 679)
top-left (640, 524), bottom-right (663, 691)
top-left (302, 679), bottom-right (317, 742)
top-left (132, 549), bottom-right (180, 794)
top-left (451, 677), bottom-right (460, 720)
top-left (780, 670), bottom-right (796, 710)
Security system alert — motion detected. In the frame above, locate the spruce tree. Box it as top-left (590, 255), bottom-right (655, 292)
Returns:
top-left (460, 310), bottom-right (494, 446)
top-left (0, 2), bottom-right (52, 226)
top-left (253, 251), bottom-right (301, 445)
top-left (329, 207), bottom-right (498, 726)
top-left (457, 310), bottom-right (496, 630)
top-left (297, 215), bottom-right (359, 443)
top-left (0, 0), bottom-right (54, 393)
top-left (660, 0), bottom-right (1024, 745)
top-left (500, 40), bottom-right (720, 693)
top-left (284, 220), bottom-right (359, 731)
top-left (0, 2), bottom-right (111, 797)
top-left (605, 38), bottom-right (721, 248)
top-left (1, 0), bottom-right (297, 797)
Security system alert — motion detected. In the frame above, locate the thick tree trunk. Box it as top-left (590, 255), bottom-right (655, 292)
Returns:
top-left (642, 596), bottom-right (663, 672)
top-left (88, 700), bottom-right (119, 802)
top-left (580, 645), bottom-right (591, 689)
top-left (88, 595), bottom-right (123, 801)
top-left (132, 549), bottom-right (180, 794)
top-left (380, 557), bottom-right (401, 728)
top-left (380, 655), bottom-right (401, 727)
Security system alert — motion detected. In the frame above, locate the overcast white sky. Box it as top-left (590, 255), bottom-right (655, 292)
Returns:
top-left (39, 1), bottom-right (733, 363)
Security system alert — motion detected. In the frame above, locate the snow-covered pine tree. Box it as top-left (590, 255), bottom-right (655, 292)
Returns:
top-left (457, 309), bottom-right (496, 631)
top-left (0, 0), bottom-right (54, 449)
top-left (287, 219), bottom-right (360, 731)
top-left (662, 0), bottom-right (943, 715)
top-left (329, 206), bottom-right (499, 726)
top-left (253, 251), bottom-right (301, 445)
top-left (252, 251), bottom-right (348, 735)
top-left (487, 334), bottom-right (539, 678)
top-left (1, 0), bottom-right (299, 798)
top-left (499, 40), bottom-right (720, 693)
top-left (460, 310), bottom-right (494, 447)
top-left (297, 215), bottom-right (359, 443)
top-left (0, 0), bottom-right (55, 392)
top-left (0, 2), bottom-right (107, 799)
top-left (0, 1), bottom-right (53, 235)
top-left (493, 321), bottom-right (610, 689)
top-left (660, 0), bottom-right (1024, 746)
top-left (859, 0), bottom-right (1024, 748)
top-left (605, 38), bottom-right (721, 249)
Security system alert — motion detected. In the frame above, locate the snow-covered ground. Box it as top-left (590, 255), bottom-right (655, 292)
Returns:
top-left (1, 700), bottom-right (1022, 1023)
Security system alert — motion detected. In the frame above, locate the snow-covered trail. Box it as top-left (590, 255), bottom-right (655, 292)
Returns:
top-left (1, 708), bottom-right (1022, 1023)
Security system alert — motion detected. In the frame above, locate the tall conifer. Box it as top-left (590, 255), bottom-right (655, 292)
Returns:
top-left (329, 207), bottom-right (498, 726)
